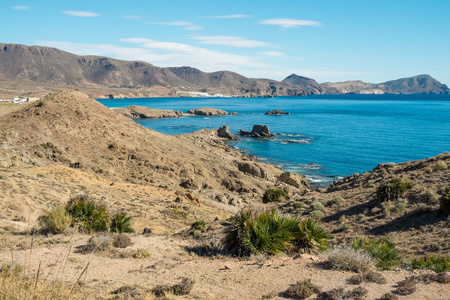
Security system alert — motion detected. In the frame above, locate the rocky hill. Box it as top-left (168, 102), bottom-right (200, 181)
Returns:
top-left (1, 43), bottom-right (448, 98)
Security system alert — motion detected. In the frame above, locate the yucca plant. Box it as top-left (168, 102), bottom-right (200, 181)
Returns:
top-left (110, 212), bottom-right (134, 233)
top-left (66, 195), bottom-right (109, 233)
top-left (411, 255), bottom-right (450, 273)
top-left (295, 218), bottom-right (331, 252)
top-left (351, 236), bottom-right (400, 270)
top-left (39, 205), bottom-right (73, 234)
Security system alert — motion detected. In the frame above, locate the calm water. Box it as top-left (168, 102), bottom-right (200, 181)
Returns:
top-left (98, 95), bottom-right (450, 187)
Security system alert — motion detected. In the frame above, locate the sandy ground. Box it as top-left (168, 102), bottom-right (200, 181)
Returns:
top-left (1, 232), bottom-right (448, 299)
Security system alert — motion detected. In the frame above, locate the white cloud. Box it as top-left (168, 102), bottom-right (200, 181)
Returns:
top-left (13, 5), bottom-right (30, 10)
top-left (37, 39), bottom-right (268, 74)
top-left (62, 11), bottom-right (100, 17)
top-left (260, 18), bottom-right (321, 29)
top-left (147, 21), bottom-right (202, 31)
top-left (207, 14), bottom-right (251, 19)
top-left (258, 51), bottom-right (284, 57)
top-left (191, 36), bottom-right (270, 48)
top-left (122, 15), bottom-right (142, 20)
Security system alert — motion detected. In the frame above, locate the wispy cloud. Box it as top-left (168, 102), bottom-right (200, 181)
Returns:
top-left (207, 14), bottom-right (251, 19)
top-left (13, 5), bottom-right (30, 10)
top-left (258, 51), bottom-right (284, 57)
top-left (62, 11), bottom-right (100, 17)
top-left (147, 21), bottom-right (202, 31)
top-left (37, 39), bottom-right (267, 74)
top-left (261, 18), bottom-right (321, 29)
top-left (191, 36), bottom-right (270, 48)
top-left (122, 15), bottom-right (142, 20)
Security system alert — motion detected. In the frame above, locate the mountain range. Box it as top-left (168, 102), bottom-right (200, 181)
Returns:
top-left (0, 43), bottom-right (448, 98)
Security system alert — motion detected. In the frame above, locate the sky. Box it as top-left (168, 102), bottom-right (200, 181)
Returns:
top-left (2, 0), bottom-right (450, 85)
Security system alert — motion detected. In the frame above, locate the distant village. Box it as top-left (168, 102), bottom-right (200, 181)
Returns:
top-left (0, 97), bottom-right (40, 103)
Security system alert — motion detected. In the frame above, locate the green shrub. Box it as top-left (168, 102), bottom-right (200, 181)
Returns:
top-left (293, 201), bottom-right (305, 209)
top-left (133, 249), bottom-right (150, 259)
top-left (350, 236), bottom-right (400, 270)
top-left (191, 220), bottom-right (207, 231)
top-left (310, 210), bottom-right (325, 220)
top-left (411, 255), bottom-right (450, 273)
top-left (295, 218), bottom-right (331, 252)
top-left (110, 212), bottom-right (134, 233)
top-left (327, 247), bottom-right (375, 272)
top-left (39, 205), bottom-right (73, 234)
top-left (376, 178), bottom-right (412, 202)
top-left (424, 189), bottom-right (439, 204)
top-left (262, 189), bottom-right (287, 203)
top-left (226, 209), bottom-right (330, 256)
top-left (327, 196), bottom-right (343, 206)
top-left (440, 187), bottom-right (450, 216)
top-left (66, 195), bottom-right (109, 233)
top-left (0, 263), bottom-right (24, 276)
top-left (311, 201), bottom-right (325, 211)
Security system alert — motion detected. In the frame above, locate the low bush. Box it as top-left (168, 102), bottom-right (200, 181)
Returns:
top-left (380, 293), bottom-right (399, 300)
top-left (152, 278), bottom-right (194, 297)
top-left (110, 212), bottom-right (134, 233)
top-left (310, 210), bottom-right (325, 220)
top-left (263, 189), bottom-right (287, 203)
top-left (284, 279), bottom-right (321, 299)
top-left (394, 277), bottom-right (416, 295)
top-left (39, 205), bottom-right (73, 234)
top-left (435, 160), bottom-right (448, 170)
top-left (317, 286), bottom-right (367, 300)
top-left (424, 189), bottom-right (439, 204)
top-left (348, 270), bottom-right (386, 285)
top-left (226, 209), bottom-right (330, 256)
top-left (440, 187), bottom-right (450, 216)
top-left (0, 263), bottom-right (24, 276)
top-left (376, 178), bottom-right (412, 202)
top-left (293, 201), bottom-right (305, 209)
top-left (66, 195), bottom-right (109, 233)
top-left (133, 249), bottom-right (151, 259)
top-left (327, 247), bottom-right (375, 272)
top-left (191, 219), bottom-right (207, 231)
top-left (350, 236), bottom-right (400, 270)
top-left (311, 201), bottom-right (325, 211)
top-left (411, 255), bottom-right (450, 273)
top-left (113, 234), bottom-right (132, 248)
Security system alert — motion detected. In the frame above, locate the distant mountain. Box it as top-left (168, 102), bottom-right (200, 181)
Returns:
top-left (322, 75), bottom-right (450, 95)
top-left (0, 43), bottom-right (448, 98)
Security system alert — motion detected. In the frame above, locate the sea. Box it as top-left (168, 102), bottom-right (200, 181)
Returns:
top-left (98, 94), bottom-right (450, 188)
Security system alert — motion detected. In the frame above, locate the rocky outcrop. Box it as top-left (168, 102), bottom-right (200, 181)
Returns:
top-left (278, 172), bottom-right (311, 190)
top-left (265, 109), bottom-right (292, 115)
top-left (237, 161), bottom-right (275, 181)
top-left (239, 125), bottom-right (273, 138)
top-left (187, 108), bottom-right (232, 116)
top-left (218, 125), bottom-right (238, 140)
top-left (113, 105), bottom-right (183, 119)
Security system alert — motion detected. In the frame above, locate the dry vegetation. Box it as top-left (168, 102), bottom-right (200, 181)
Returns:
top-left (0, 91), bottom-right (449, 299)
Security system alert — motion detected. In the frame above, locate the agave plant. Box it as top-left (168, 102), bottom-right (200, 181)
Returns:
top-left (110, 212), bottom-right (134, 233)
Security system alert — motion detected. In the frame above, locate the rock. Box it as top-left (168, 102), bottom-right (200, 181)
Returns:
top-left (187, 108), bottom-right (230, 116)
top-left (180, 178), bottom-right (199, 189)
top-left (238, 161), bottom-right (275, 181)
top-left (278, 172), bottom-right (311, 189)
top-left (264, 109), bottom-right (292, 115)
top-left (218, 125), bottom-right (238, 140)
top-left (113, 105), bottom-right (183, 119)
top-left (186, 193), bottom-right (201, 204)
top-left (239, 125), bottom-right (273, 138)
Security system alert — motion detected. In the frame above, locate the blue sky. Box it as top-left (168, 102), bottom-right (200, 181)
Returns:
top-left (3, 0), bottom-right (450, 85)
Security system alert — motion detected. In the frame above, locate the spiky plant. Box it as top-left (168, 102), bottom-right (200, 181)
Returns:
top-left (110, 212), bottom-right (134, 233)
top-left (66, 195), bottom-right (109, 233)
top-left (39, 205), bottom-right (72, 234)
top-left (351, 236), bottom-right (400, 270)
top-left (295, 218), bottom-right (331, 252)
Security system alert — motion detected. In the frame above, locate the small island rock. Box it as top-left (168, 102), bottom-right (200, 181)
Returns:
top-left (239, 125), bottom-right (273, 138)
top-left (265, 109), bottom-right (292, 115)
top-left (218, 125), bottom-right (238, 140)
top-left (187, 108), bottom-right (231, 116)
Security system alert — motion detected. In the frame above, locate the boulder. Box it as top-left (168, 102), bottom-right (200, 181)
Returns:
top-left (187, 108), bottom-right (230, 116)
top-left (265, 109), bottom-right (292, 115)
top-left (238, 125), bottom-right (273, 138)
top-left (278, 172), bottom-right (311, 190)
top-left (218, 125), bottom-right (238, 140)
top-left (238, 161), bottom-right (275, 181)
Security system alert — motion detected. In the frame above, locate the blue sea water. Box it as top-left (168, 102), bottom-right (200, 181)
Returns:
top-left (98, 94), bottom-right (450, 187)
